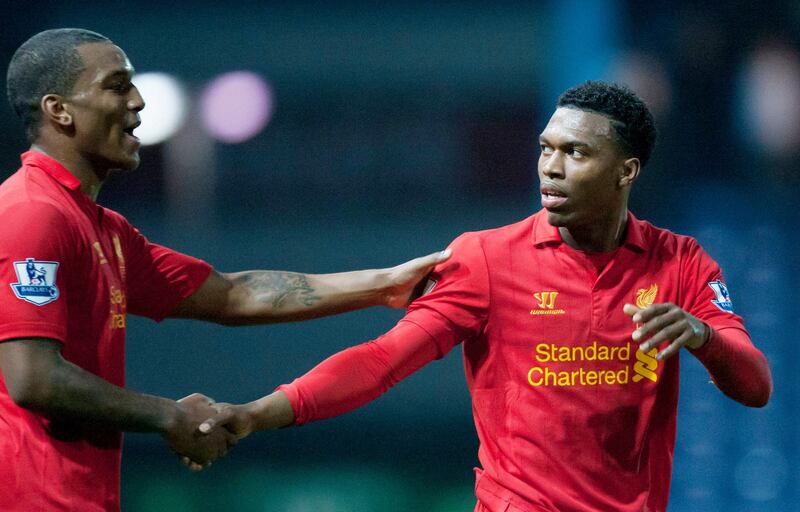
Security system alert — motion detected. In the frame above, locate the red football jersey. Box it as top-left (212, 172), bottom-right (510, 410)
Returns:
top-left (281, 209), bottom-right (767, 512)
top-left (0, 152), bottom-right (212, 512)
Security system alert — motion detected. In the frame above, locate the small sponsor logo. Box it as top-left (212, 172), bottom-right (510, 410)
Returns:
top-left (708, 280), bottom-right (734, 313)
top-left (530, 291), bottom-right (565, 315)
top-left (10, 258), bottom-right (60, 306)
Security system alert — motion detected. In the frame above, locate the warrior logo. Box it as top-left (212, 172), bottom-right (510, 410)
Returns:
top-left (531, 291), bottom-right (565, 315)
top-left (10, 258), bottom-right (60, 306)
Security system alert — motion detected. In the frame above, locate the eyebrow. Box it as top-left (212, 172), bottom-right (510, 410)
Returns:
top-left (538, 136), bottom-right (592, 148)
top-left (101, 69), bottom-right (134, 81)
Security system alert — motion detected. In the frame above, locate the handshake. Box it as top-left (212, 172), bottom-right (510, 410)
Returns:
top-left (160, 393), bottom-right (256, 471)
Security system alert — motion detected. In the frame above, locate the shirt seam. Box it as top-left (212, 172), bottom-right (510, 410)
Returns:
top-left (476, 233), bottom-right (492, 333)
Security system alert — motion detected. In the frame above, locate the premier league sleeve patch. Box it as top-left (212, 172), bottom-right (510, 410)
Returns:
top-left (707, 280), bottom-right (734, 313)
top-left (10, 258), bottom-right (60, 306)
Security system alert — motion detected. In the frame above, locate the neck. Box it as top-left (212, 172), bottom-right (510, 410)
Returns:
top-left (559, 208), bottom-right (628, 253)
top-left (30, 143), bottom-right (105, 201)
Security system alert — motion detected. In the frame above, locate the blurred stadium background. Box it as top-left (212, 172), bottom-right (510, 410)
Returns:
top-left (1, 1), bottom-right (798, 510)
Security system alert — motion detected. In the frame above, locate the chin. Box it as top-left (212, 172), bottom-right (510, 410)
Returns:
top-left (545, 209), bottom-right (568, 227)
top-left (116, 153), bottom-right (141, 171)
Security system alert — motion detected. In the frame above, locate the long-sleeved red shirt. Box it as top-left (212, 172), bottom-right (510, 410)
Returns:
top-left (279, 210), bottom-right (771, 512)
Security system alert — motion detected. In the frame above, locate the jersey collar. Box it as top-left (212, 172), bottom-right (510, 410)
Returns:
top-left (531, 209), bottom-right (648, 252)
top-left (21, 150), bottom-right (82, 191)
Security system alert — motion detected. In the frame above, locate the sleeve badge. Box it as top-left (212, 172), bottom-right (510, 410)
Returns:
top-left (10, 258), bottom-right (61, 306)
top-left (707, 280), bottom-right (734, 313)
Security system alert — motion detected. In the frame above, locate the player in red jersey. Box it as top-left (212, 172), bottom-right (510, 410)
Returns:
top-left (201, 81), bottom-right (772, 511)
top-left (0, 28), bottom-right (448, 512)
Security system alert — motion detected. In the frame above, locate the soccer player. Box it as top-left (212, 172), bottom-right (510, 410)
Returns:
top-left (200, 81), bottom-right (773, 511)
top-left (0, 28), bottom-right (449, 512)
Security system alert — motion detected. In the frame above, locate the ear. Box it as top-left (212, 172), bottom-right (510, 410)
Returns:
top-left (618, 157), bottom-right (640, 188)
top-left (40, 94), bottom-right (73, 128)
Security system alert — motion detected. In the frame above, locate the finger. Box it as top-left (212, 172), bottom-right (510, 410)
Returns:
top-left (185, 459), bottom-right (205, 472)
top-left (224, 428), bottom-right (239, 448)
top-left (434, 248), bottom-right (452, 263)
top-left (178, 393), bottom-right (215, 406)
top-left (622, 303), bottom-right (641, 317)
top-left (638, 321), bottom-right (685, 353)
top-left (407, 249), bottom-right (452, 271)
top-left (631, 303), bottom-right (673, 325)
top-left (199, 407), bottom-right (234, 434)
top-left (181, 456), bottom-right (192, 467)
top-left (632, 306), bottom-right (681, 340)
top-left (211, 402), bottom-right (232, 413)
top-left (656, 331), bottom-right (692, 361)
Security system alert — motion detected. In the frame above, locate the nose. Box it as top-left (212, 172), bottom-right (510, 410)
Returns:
top-left (128, 85), bottom-right (145, 112)
top-left (539, 150), bottom-right (565, 179)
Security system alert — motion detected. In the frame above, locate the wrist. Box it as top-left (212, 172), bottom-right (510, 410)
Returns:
top-left (246, 391), bottom-right (294, 431)
top-left (156, 399), bottom-right (183, 436)
top-left (688, 321), bottom-right (711, 350)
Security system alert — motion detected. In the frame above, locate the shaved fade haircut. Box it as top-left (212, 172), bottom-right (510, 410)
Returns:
top-left (7, 28), bottom-right (110, 142)
top-left (558, 80), bottom-right (657, 167)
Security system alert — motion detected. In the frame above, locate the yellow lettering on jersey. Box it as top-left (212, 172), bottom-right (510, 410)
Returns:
top-left (109, 285), bottom-right (127, 330)
top-left (112, 235), bottom-right (126, 282)
top-left (93, 242), bottom-right (108, 264)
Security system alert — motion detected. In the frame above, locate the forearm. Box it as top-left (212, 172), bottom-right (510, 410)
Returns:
top-left (1, 339), bottom-right (178, 433)
top-left (23, 358), bottom-right (178, 433)
top-left (173, 251), bottom-right (450, 324)
top-left (690, 327), bottom-right (772, 407)
top-left (267, 320), bottom-right (441, 426)
top-left (222, 269), bottom-right (388, 324)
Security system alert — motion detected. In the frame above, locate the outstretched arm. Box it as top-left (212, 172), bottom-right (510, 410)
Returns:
top-left (0, 338), bottom-right (235, 466)
top-left (197, 320), bottom-right (444, 437)
top-left (170, 250), bottom-right (450, 325)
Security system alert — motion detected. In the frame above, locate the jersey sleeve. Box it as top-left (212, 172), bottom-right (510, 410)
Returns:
top-left (278, 320), bottom-right (442, 424)
top-left (679, 238), bottom-right (746, 333)
top-left (122, 225), bottom-right (212, 322)
top-left (277, 232), bottom-right (491, 425)
top-left (0, 201), bottom-right (72, 343)
top-left (680, 238), bottom-right (772, 406)
top-left (402, 231), bottom-right (491, 352)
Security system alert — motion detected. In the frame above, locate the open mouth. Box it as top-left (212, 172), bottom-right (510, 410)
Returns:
top-left (540, 186), bottom-right (568, 209)
top-left (123, 122), bottom-right (140, 143)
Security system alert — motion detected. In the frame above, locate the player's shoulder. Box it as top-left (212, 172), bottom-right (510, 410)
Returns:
top-left (0, 193), bottom-right (72, 225)
top-left (634, 217), bottom-right (705, 259)
top-left (454, 214), bottom-right (535, 245)
top-left (0, 167), bottom-right (67, 215)
top-left (446, 215), bottom-right (535, 264)
top-left (100, 205), bottom-right (134, 229)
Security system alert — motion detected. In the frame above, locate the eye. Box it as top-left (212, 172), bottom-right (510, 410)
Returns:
top-left (568, 148), bottom-right (585, 158)
top-left (109, 81), bottom-right (132, 94)
top-left (540, 144), bottom-right (553, 155)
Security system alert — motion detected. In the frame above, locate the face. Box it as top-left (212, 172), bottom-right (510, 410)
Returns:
top-left (537, 107), bottom-right (633, 229)
top-left (63, 42), bottom-right (145, 172)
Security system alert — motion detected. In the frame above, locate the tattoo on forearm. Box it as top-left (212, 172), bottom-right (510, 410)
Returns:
top-left (240, 272), bottom-right (321, 308)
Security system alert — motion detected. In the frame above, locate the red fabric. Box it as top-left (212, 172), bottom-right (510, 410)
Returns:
top-left (0, 151), bottom-right (212, 512)
top-left (280, 209), bottom-right (770, 512)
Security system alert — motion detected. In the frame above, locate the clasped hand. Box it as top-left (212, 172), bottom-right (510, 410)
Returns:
top-left (161, 393), bottom-right (239, 471)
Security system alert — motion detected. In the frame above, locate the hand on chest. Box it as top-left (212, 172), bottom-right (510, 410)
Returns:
top-left (488, 249), bottom-right (679, 392)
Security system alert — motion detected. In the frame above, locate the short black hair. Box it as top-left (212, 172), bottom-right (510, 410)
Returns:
top-left (557, 80), bottom-right (657, 167)
top-left (6, 28), bottom-right (110, 142)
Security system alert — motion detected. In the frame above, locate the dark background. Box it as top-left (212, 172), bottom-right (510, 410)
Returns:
top-left (1, 1), bottom-right (798, 510)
